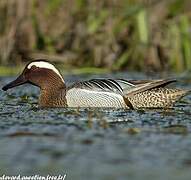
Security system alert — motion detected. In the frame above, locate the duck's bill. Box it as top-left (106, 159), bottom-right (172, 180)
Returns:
top-left (2, 75), bottom-right (27, 91)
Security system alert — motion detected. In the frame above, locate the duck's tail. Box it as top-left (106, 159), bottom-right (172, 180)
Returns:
top-left (172, 89), bottom-right (190, 100)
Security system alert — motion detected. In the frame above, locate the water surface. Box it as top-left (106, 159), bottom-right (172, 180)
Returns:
top-left (0, 73), bottom-right (191, 180)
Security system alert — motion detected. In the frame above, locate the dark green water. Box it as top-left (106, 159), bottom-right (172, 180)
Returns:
top-left (0, 73), bottom-right (191, 180)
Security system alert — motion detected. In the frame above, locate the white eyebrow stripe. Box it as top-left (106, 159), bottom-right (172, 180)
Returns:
top-left (27, 61), bottom-right (64, 82)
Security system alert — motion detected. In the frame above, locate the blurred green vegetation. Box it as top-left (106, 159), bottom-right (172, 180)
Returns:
top-left (0, 0), bottom-right (191, 74)
top-left (0, 65), bottom-right (109, 76)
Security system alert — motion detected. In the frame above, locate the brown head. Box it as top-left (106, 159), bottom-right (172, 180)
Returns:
top-left (2, 60), bottom-right (65, 91)
top-left (2, 60), bottom-right (67, 107)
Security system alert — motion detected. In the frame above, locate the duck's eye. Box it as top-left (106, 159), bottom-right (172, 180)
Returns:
top-left (31, 65), bottom-right (37, 70)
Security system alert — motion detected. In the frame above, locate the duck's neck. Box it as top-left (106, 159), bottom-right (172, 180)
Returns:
top-left (39, 85), bottom-right (67, 107)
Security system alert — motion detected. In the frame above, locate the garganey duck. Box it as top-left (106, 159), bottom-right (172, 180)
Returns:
top-left (2, 60), bottom-right (190, 109)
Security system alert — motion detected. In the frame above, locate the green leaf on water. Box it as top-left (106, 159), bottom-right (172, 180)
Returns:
top-left (123, 128), bottom-right (141, 135)
top-left (163, 125), bottom-right (188, 135)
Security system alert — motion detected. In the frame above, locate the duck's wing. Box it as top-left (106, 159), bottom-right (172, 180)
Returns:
top-left (123, 79), bottom-right (176, 97)
top-left (68, 78), bottom-right (176, 96)
top-left (68, 79), bottom-right (135, 94)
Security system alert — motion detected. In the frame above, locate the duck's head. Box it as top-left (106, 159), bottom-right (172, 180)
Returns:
top-left (2, 60), bottom-right (65, 91)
